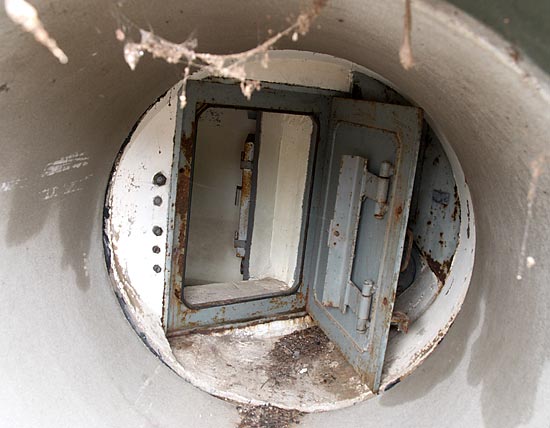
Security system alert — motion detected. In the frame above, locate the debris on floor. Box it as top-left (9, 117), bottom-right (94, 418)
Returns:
top-left (237, 404), bottom-right (303, 428)
top-left (169, 317), bottom-right (371, 412)
top-left (267, 326), bottom-right (330, 386)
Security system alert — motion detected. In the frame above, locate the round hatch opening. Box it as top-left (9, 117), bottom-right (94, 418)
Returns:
top-left (103, 51), bottom-right (475, 412)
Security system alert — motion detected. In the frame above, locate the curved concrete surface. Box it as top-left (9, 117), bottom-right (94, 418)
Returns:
top-left (1, 1), bottom-right (549, 427)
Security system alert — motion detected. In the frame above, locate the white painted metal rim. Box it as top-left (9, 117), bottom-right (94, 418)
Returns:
top-left (1, 0), bottom-right (549, 426)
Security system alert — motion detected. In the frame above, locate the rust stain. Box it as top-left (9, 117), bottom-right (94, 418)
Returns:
top-left (422, 250), bottom-right (453, 289)
top-left (391, 311), bottom-right (410, 333)
top-left (451, 185), bottom-right (461, 222)
top-left (507, 45), bottom-right (520, 63)
top-left (212, 306), bottom-right (228, 324)
top-left (239, 142), bottom-right (254, 203)
top-left (174, 286), bottom-right (182, 301)
top-left (172, 121), bottom-right (196, 293)
top-left (411, 313), bottom-right (457, 363)
top-left (466, 200), bottom-right (471, 239)
top-left (394, 204), bottom-right (403, 219)
top-left (168, 313), bottom-right (308, 338)
top-left (382, 313), bottom-right (460, 393)
top-left (241, 170), bottom-right (252, 200)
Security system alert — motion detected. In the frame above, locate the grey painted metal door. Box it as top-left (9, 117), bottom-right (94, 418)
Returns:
top-left (307, 97), bottom-right (423, 393)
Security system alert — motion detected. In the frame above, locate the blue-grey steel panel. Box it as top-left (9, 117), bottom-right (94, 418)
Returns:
top-left (322, 155), bottom-right (368, 307)
top-left (306, 97), bottom-right (422, 393)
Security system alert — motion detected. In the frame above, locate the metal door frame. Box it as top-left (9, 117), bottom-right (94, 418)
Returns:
top-left (163, 78), bottom-right (343, 336)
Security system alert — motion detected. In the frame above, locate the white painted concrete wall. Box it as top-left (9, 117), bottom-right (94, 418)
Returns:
top-left (185, 110), bottom-right (311, 288)
top-left (250, 113), bottom-right (312, 286)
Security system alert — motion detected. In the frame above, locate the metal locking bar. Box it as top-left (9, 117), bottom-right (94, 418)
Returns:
top-left (234, 136), bottom-right (255, 259)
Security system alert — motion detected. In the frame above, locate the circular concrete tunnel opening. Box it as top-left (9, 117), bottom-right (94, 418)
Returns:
top-left (104, 52), bottom-right (475, 411)
top-left (2, 1), bottom-right (549, 426)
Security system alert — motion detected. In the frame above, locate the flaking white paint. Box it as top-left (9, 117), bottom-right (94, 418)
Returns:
top-left (107, 85), bottom-right (180, 316)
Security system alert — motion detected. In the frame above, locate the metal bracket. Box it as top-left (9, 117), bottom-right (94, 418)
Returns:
top-left (363, 161), bottom-right (394, 219)
top-left (341, 279), bottom-right (377, 333)
top-left (356, 280), bottom-right (375, 332)
top-left (240, 160), bottom-right (253, 170)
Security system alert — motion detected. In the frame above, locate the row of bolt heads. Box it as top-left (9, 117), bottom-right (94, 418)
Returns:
top-left (152, 172), bottom-right (166, 273)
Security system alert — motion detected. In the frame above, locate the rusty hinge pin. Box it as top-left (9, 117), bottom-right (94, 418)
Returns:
top-left (356, 279), bottom-right (375, 332)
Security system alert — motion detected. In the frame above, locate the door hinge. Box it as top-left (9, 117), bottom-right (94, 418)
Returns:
top-left (356, 280), bottom-right (375, 332)
top-left (363, 161), bottom-right (394, 219)
top-left (342, 279), bottom-right (376, 333)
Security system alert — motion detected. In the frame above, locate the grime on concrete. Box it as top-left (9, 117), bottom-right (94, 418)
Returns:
top-left (168, 318), bottom-right (371, 412)
top-left (237, 404), bottom-right (303, 428)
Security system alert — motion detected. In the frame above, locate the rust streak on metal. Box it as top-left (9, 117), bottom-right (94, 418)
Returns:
top-left (167, 313), bottom-right (307, 338)
top-left (241, 171), bottom-right (252, 200)
top-left (174, 287), bottom-right (182, 301)
top-left (422, 250), bottom-right (453, 289)
top-left (394, 204), bottom-right (403, 219)
top-left (172, 120), bottom-right (196, 299)
top-left (466, 200), bottom-right (471, 239)
top-left (451, 184), bottom-right (461, 222)
top-left (391, 311), bottom-right (410, 333)
top-left (383, 313), bottom-right (459, 393)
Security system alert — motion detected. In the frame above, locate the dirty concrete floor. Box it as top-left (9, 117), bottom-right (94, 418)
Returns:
top-left (236, 404), bottom-right (303, 428)
top-left (169, 317), bottom-right (370, 412)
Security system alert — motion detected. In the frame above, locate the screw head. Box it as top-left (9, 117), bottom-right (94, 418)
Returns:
top-left (153, 264), bottom-right (162, 273)
top-left (152, 245), bottom-right (161, 254)
top-left (152, 226), bottom-right (163, 236)
top-left (153, 172), bottom-right (167, 186)
top-left (153, 196), bottom-right (163, 206)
